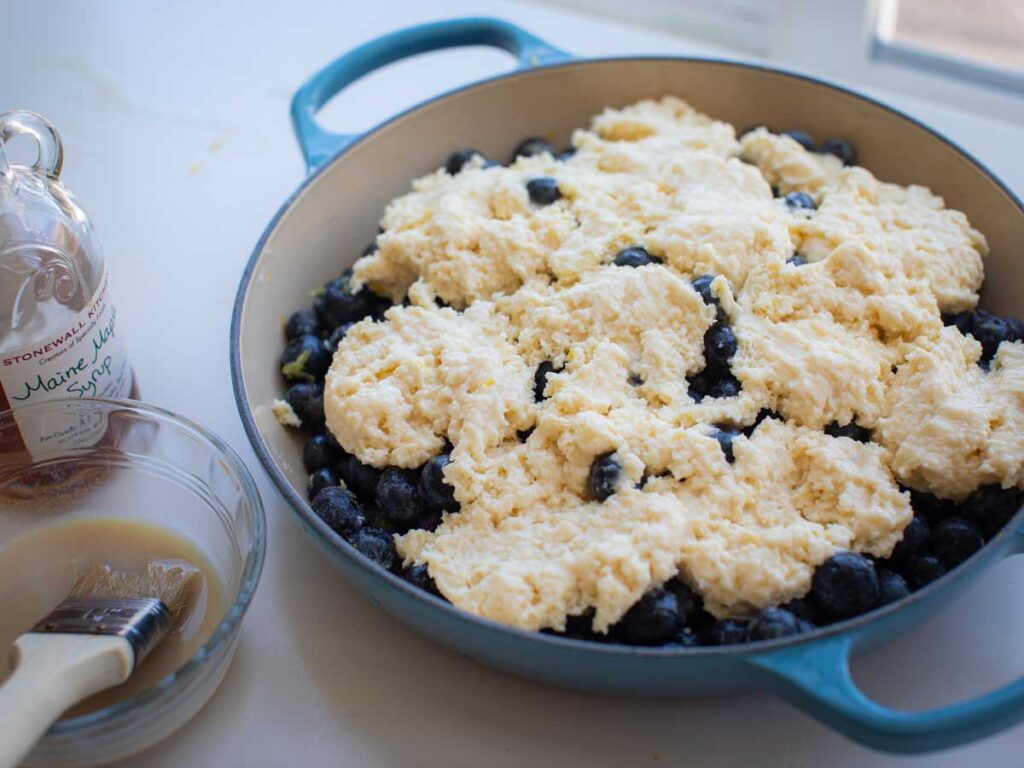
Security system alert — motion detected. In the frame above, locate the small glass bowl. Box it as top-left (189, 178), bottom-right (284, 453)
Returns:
top-left (0, 398), bottom-right (266, 767)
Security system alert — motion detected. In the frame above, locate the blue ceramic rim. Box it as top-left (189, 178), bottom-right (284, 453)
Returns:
top-left (9, 397), bottom-right (270, 736)
top-left (230, 52), bottom-right (1024, 661)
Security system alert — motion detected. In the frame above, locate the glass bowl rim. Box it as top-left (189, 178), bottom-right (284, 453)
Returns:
top-left (0, 396), bottom-right (267, 738)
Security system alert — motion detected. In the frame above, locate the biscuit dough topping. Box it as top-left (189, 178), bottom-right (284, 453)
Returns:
top-left (320, 97), bottom-right (1014, 633)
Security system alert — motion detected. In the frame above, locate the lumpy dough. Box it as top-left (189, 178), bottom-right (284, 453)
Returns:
top-left (399, 417), bottom-right (910, 629)
top-left (740, 128), bottom-right (987, 313)
top-left (878, 328), bottom-right (1024, 500)
top-left (740, 127), bottom-right (843, 201)
top-left (324, 304), bottom-right (534, 468)
top-left (734, 310), bottom-right (893, 430)
top-left (353, 157), bottom-right (575, 308)
top-left (544, 152), bottom-right (793, 292)
top-left (355, 97), bottom-right (791, 305)
top-left (271, 399), bottom-right (301, 428)
top-left (503, 264), bottom-right (713, 373)
top-left (796, 168), bottom-right (986, 313)
top-left (732, 243), bottom-right (943, 428)
top-left (398, 413), bottom-right (712, 632)
top-left (322, 96), bottom-right (1014, 631)
top-left (585, 96), bottom-right (739, 158)
top-left (657, 419), bottom-right (910, 618)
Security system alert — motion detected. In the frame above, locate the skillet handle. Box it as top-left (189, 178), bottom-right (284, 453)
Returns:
top-left (290, 17), bottom-right (572, 172)
top-left (746, 530), bottom-right (1024, 754)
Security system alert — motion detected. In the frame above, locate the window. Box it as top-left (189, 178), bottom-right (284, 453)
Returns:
top-left (534, 0), bottom-right (1024, 123)
top-left (875, 0), bottom-right (1024, 95)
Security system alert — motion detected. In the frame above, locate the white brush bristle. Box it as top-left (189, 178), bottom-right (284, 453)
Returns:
top-left (69, 563), bottom-right (198, 624)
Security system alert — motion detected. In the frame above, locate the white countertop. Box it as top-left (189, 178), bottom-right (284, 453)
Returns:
top-left (3, 1), bottom-right (1024, 765)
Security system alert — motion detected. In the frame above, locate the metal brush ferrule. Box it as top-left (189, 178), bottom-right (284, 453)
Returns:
top-left (31, 597), bottom-right (171, 666)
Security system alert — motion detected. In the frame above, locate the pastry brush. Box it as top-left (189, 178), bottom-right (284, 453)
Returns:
top-left (0, 563), bottom-right (196, 767)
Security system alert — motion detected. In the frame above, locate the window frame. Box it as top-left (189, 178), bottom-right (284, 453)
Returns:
top-left (533, 0), bottom-right (1024, 123)
top-left (873, 0), bottom-right (1024, 97)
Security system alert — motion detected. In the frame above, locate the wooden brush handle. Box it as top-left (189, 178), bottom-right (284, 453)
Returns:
top-left (0, 633), bottom-right (134, 768)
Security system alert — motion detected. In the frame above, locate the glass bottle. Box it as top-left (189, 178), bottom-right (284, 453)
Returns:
top-left (0, 110), bottom-right (136, 457)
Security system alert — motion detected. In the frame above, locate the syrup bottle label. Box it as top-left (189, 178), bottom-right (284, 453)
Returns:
top-left (0, 267), bottom-right (130, 453)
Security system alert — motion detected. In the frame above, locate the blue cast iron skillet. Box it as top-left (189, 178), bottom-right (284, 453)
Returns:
top-left (231, 17), bottom-right (1024, 753)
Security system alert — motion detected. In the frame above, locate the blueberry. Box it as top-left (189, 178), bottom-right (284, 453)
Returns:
top-left (824, 421), bottom-right (871, 442)
top-left (666, 627), bottom-right (701, 647)
top-left (350, 527), bottom-right (397, 570)
top-left (516, 426), bottom-right (535, 443)
top-left (687, 370), bottom-right (713, 403)
top-left (327, 321), bottom-right (356, 350)
top-left (812, 552), bottom-right (880, 620)
top-left (420, 453), bottom-right (459, 514)
top-left (971, 309), bottom-right (1014, 360)
top-left (364, 288), bottom-right (393, 321)
top-left (285, 309), bottom-right (320, 340)
top-left (307, 467), bottom-right (339, 501)
top-left (890, 514), bottom-right (930, 563)
top-left (314, 270), bottom-right (388, 330)
top-left (445, 148), bottom-right (480, 175)
top-left (691, 274), bottom-right (716, 305)
top-left (561, 610), bottom-right (600, 641)
top-left (362, 241), bottom-right (378, 257)
top-left (557, 147), bottom-right (576, 161)
top-left (311, 486), bottom-right (366, 538)
top-left (613, 246), bottom-right (661, 268)
top-left (615, 589), bottom-right (683, 646)
top-left (784, 191), bottom-right (817, 210)
top-left (820, 137), bottom-right (856, 166)
top-left (787, 254), bottom-right (806, 267)
top-left (688, 368), bottom-right (741, 402)
top-left (303, 432), bottom-right (342, 472)
top-left (534, 360), bottom-right (559, 402)
top-left (338, 453), bottom-right (382, 501)
top-left (942, 312), bottom-right (974, 336)
top-left (664, 579), bottom-right (703, 623)
top-left (416, 508), bottom-right (444, 533)
top-left (376, 467), bottom-right (426, 532)
top-left (587, 453), bottom-right (622, 502)
top-left (930, 517), bottom-right (983, 567)
top-left (780, 597), bottom-right (820, 625)
top-left (707, 619), bottom-right (748, 646)
top-left (708, 375), bottom-right (742, 400)
top-left (781, 130), bottom-right (815, 151)
top-left (526, 177), bottom-right (561, 205)
top-left (747, 607), bottom-right (805, 642)
top-left (401, 563), bottom-right (441, 596)
top-left (511, 137), bottom-right (556, 161)
top-left (284, 382), bottom-right (324, 428)
top-left (280, 334), bottom-right (332, 382)
top-left (688, 608), bottom-right (718, 637)
top-left (692, 274), bottom-right (726, 322)
top-left (1006, 315), bottom-right (1024, 342)
top-left (876, 568), bottom-right (910, 605)
top-left (903, 553), bottom-right (946, 589)
top-left (482, 159), bottom-right (502, 169)
top-left (711, 424), bottom-right (742, 463)
top-left (909, 489), bottom-right (959, 520)
top-left (962, 485), bottom-right (1022, 538)
top-left (703, 324), bottom-right (738, 368)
